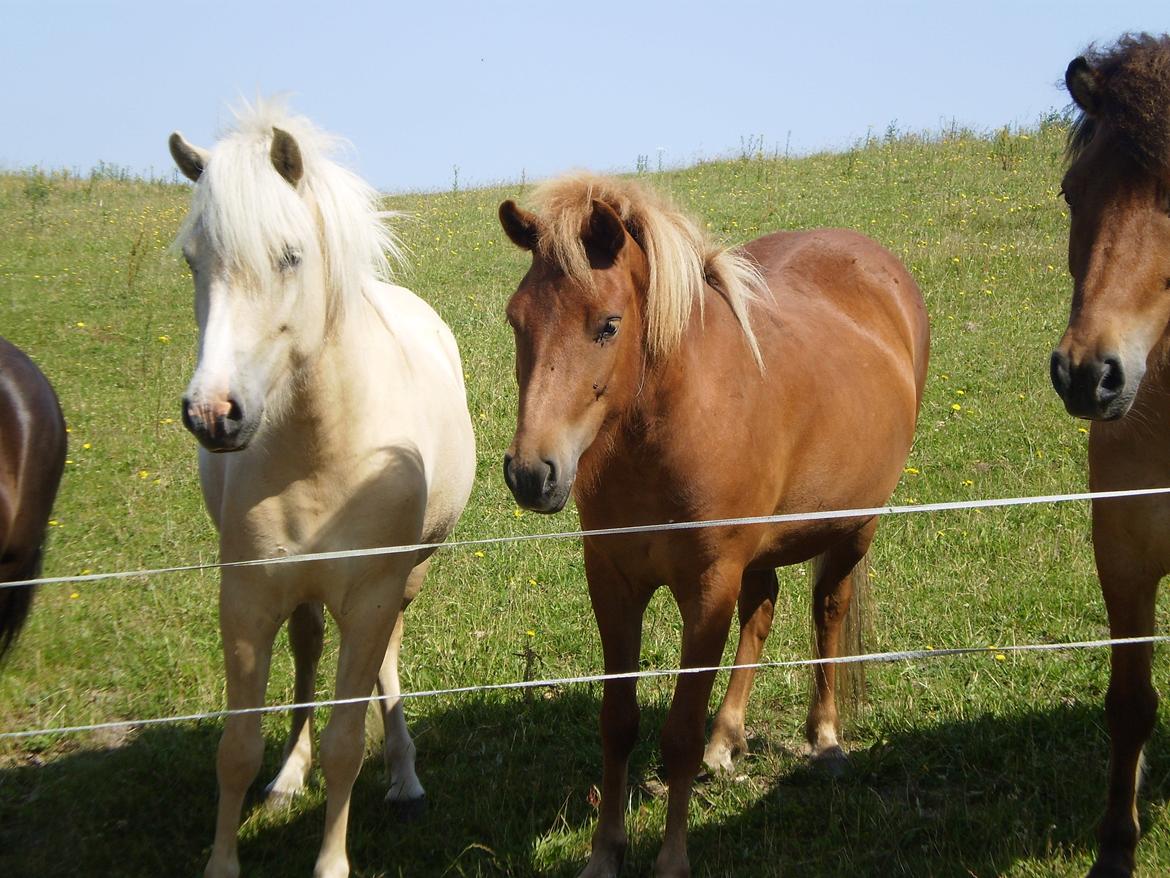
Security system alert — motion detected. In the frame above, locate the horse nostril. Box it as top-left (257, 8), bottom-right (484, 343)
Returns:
top-left (1099, 355), bottom-right (1125, 397)
top-left (1050, 350), bottom-right (1071, 396)
top-left (226, 397), bottom-right (244, 423)
top-left (542, 458), bottom-right (558, 489)
top-left (180, 396), bottom-right (197, 432)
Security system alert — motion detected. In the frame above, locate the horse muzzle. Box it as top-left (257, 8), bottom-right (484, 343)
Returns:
top-left (503, 452), bottom-right (573, 513)
top-left (1049, 349), bottom-right (1137, 420)
top-left (181, 395), bottom-right (258, 452)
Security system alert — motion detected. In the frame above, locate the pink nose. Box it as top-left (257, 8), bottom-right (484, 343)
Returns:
top-left (181, 395), bottom-right (250, 451)
top-left (189, 399), bottom-right (233, 437)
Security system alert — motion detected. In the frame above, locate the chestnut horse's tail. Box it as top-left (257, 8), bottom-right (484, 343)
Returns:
top-left (809, 550), bottom-right (871, 726)
top-left (839, 553), bottom-right (870, 716)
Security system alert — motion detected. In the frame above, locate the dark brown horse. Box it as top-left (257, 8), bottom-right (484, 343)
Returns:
top-left (1050, 33), bottom-right (1170, 878)
top-left (0, 336), bottom-right (66, 660)
top-left (499, 173), bottom-right (928, 877)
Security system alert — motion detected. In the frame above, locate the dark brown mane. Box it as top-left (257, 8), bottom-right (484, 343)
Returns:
top-left (1067, 33), bottom-right (1170, 175)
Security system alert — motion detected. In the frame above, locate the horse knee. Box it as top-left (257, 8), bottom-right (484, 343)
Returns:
top-left (659, 716), bottom-right (704, 778)
top-left (1105, 680), bottom-right (1158, 741)
top-left (600, 687), bottom-right (639, 755)
top-left (217, 719), bottom-right (265, 786)
top-left (319, 712), bottom-right (364, 783)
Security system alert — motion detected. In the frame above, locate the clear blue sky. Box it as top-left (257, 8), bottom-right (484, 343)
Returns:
top-left (1, 1), bottom-right (1165, 192)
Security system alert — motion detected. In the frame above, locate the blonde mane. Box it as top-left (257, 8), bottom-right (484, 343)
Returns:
top-left (174, 98), bottom-right (403, 326)
top-left (529, 172), bottom-right (766, 368)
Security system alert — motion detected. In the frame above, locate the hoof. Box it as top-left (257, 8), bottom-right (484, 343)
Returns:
top-left (386, 793), bottom-right (427, 823)
top-left (809, 744), bottom-right (848, 778)
top-left (652, 851), bottom-right (691, 878)
top-left (702, 734), bottom-right (746, 775)
top-left (1087, 858), bottom-right (1133, 878)
top-left (577, 844), bottom-right (626, 878)
top-left (701, 747), bottom-right (735, 776)
top-left (263, 779), bottom-right (303, 811)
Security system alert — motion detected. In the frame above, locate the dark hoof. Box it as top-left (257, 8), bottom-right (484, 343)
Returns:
top-left (810, 745), bottom-right (848, 778)
top-left (1087, 858), bottom-right (1133, 878)
top-left (387, 793), bottom-right (427, 823)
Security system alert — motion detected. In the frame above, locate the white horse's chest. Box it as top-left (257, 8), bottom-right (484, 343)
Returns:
top-left (204, 429), bottom-right (425, 558)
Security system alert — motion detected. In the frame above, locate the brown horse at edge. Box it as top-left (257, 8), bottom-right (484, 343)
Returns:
top-left (0, 336), bottom-right (66, 660)
top-left (1050, 33), bottom-right (1170, 878)
top-left (499, 173), bottom-right (929, 877)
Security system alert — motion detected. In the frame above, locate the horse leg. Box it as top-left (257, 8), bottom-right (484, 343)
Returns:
top-left (1089, 548), bottom-right (1161, 878)
top-left (579, 549), bottom-right (649, 878)
top-left (265, 601), bottom-right (325, 808)
top-left (804, 521), bottom-right (875, 769)
top-left (375, 557), bottom-right (430, 818)
top-left (314, 569), bottom-right (409, 878)
top-left (703, 568), bottom-right (778, 773)
top-left (654, 565), bottom-right (740, 878)
top-left (204, 581), bottom-right (284, 878)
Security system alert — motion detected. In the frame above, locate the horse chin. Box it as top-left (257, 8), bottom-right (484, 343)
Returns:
top-left (1099, 392), bottom-right (1139, 422)
top-left (522, 485), bottom-right (572, 515)
top-left (1062, 388), bottom-right (1138, 422)
top-left (206, 439), bottom-right (251, 454)
top-left (199, 434), bottom-right (252, 454)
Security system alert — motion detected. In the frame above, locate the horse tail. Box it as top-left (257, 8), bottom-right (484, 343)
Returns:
top-left (809, 549), bottom-right (871, 729)
top-left (838, 552), bottom-right (870, 718)
top-left (0, 548), bottom-right (41, 662)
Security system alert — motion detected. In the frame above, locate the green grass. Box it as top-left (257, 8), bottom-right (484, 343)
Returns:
top-left (1, 122), bottom-right (1167, 877)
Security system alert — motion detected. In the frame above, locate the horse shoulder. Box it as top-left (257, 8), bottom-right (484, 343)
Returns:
top-left (364, 282), bottom-right (476, 520)
top-left (366, 282), bottom-right (466, 385)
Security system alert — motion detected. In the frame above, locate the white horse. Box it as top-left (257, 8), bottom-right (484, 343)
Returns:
top-left (168, 101), bottom-right (475, 878)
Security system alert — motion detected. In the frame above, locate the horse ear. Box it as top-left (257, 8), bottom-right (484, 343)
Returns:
top-left (270, 127), bottom-right (304, 187)
top-left (583, 199), bottom-right (626, 260)
top-left (169, 132), bottom-right (209, 182)
top-left (1066, 56), bottom-right (1100, 115)
top-left (499, 199), bottom-right (542, 251)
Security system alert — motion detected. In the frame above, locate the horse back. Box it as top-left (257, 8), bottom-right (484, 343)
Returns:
top-left (745, 228), bottom-right (929, 396)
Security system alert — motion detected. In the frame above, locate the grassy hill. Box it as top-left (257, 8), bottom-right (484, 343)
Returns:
top-left (2, 122), bottom-right (1167, 877)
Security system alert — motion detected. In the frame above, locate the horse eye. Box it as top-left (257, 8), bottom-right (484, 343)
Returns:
top-left (280, 247), bottom-right (302, 270)
top-left (597, 317), bottom-right (620, 343)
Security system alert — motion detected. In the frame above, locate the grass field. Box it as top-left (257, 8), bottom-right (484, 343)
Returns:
top-left (2, 121), bottom-right (1168, 877)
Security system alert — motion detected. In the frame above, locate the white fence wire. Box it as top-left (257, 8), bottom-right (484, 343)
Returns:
top-left (3, 484), bottom-right (1169, 741)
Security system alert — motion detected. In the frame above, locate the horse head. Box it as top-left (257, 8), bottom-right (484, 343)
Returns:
top-left (1051, 41), bottom-right (1170, 420)
top-left (500, 196), bottom-right (649, 513)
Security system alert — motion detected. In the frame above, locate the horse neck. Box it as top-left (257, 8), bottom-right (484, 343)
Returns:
top-left (277, 284), bottom-right (387, 454)
top-left (1142, 333), bottom-right (1170, 415)
top-left (579, 338), bottom-right (684, 485)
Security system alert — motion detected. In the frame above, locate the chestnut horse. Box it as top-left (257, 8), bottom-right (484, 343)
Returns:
top-left (169, 101), bottom-right (475, 878)
top-left (499, 174), bottom-right (928, 877)
top-left (0, 336), bottom-right (66, 659)
top-left (1050, 33), bottom-right (1170, 878)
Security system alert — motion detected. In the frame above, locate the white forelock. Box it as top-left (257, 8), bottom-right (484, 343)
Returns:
top-left (175, 97), bottom-right (403, 315)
